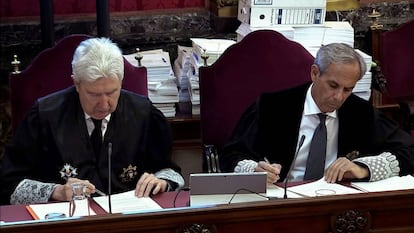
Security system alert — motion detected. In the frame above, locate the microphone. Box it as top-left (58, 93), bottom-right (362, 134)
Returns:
top-left (108, 142), bottom-right (112, 214)
top-left (283, 135), bottom-right (305, 199)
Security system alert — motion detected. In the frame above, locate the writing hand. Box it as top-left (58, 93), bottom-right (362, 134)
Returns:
top-left (255, 160), bottom-right (282, 184)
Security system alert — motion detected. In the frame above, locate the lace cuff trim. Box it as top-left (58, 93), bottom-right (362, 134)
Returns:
top-left (155, 168), bottom-right (185, 191)
top-left (353, 152), bottom-right (400, 182)
top-left (234, 159), bottom-right (258, 173)
top-left (10, 179), bottom-right (57, 205)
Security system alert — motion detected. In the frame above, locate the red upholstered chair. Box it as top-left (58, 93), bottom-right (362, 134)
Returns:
top-left (199, 30), bottom-right (315, 172)
top-left (9, 34), bottom-right (148, 134)
top-left (380, 19), bottom-right (414, 137)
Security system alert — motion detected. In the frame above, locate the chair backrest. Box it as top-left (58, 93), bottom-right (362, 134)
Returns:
top-left (199, 30), bottom-right (314, 156)
top-left (380, 19), bottom-right (414, 101)
top-left (9, 34), bottom-right (148, 134)
top-left (380, 19), bottom-right (414, 137)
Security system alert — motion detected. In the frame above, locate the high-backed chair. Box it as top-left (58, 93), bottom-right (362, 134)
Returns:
top-left (380, 19), bottom-right (414, 136)
top-left (9, 34), bottom-right (148, 134)
top-left (199, 30), bottom-right (315, 172)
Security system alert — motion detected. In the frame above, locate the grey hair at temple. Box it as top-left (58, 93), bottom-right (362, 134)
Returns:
top-left (314, 43), bottom-right (367, 80)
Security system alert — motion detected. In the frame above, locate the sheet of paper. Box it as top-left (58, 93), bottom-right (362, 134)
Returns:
top-left (27, 200), bottom-right (96, 220)
top-left (287, 178), bottom-right (363, 197)
top-left (266, 184), bottom-right (302, 199)
top-left (93, 190), bottom-right (162, 214)
top-left (351, 175), bottom-right (414, 192)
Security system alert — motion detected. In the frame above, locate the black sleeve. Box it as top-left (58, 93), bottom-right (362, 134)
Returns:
top-left (372, 108), bottom-right (414, 176)
top-left (219, 100), bottom-right (263, 172)
top-left (143, 104), bottom-right (182, 174)
top-left (0, 104), bottom-right (42, 205)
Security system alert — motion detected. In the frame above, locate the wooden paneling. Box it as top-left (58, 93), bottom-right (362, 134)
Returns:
top-left (2, 189), bottom-right (414, 233)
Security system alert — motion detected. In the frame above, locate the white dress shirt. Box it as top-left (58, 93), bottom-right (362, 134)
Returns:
top-left (287, 84), bottom-right (339, 182)
top-left (85, 113), bottom-right (111, 138)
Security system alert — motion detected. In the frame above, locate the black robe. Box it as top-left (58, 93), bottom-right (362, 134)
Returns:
top-left (1, 86), bottom-right (181, 204)
top-left (220, 83), bottom-right (414, 181)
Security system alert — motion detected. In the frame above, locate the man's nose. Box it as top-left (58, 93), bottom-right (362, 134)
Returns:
top-left (97, 95), bottom-right (110, 107)
top-left (333, 89), bottom-right (346, 101)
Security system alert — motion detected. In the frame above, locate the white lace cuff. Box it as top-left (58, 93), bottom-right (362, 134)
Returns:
top-left (234, 159), bottom-right (258, 173)
top-left (10, 179), bottom-right (58, 205)
top-left (353, 152), bottom-right (400, 182)
top-left (155, 168), bottom-right (185, 191)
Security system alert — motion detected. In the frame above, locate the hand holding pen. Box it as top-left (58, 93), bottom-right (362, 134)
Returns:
top-left (256, 157), bottom-right (282, 184)
top-left (58, 164), bottom-right (106, 199)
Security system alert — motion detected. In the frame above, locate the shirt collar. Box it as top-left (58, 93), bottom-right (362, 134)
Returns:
top-left (84, 112), bottom-right (111, 123)
top-left (304, 84), bottom-right (337, 119)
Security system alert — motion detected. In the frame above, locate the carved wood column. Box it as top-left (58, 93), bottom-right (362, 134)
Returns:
top-left (369, 9), bottom-right (385, 107)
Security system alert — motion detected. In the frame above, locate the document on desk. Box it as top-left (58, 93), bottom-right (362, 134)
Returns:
top-left (287, 178), bottom-right (363, 197)
top-left (266, 184), bottom-right (302, 199)
top-left (93, 190), bottom-right (162, 214)
top-left (26, 201), bottom-right (96, 220)
top-left (351, 175), bottom-right (414, 192)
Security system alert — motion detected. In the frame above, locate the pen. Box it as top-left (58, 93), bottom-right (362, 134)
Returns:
top-left (95, 188), bottom-right (106, 196)
top-left (264, 156), bottom-right (270, 164)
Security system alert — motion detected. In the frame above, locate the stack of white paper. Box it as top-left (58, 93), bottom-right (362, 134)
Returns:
top-left (353, 49), bottom-right (373, 101)
top-left (147, 78), bottom-right (179, 117)
top-left (187, 38), bottom-right (235, 116)
top-left (236, 22), bottom-right (295, 42)
top-left (236, 21), bottom-right (354, 48)
top-left (188, 73), bottom-right (200, 115)
top-left (173, 45), bottom-right (192, 103)
top-left (322, 21), bottom-right (355, 47)
top-left (124, 49), bottom-right (179, 118)
top-left (294, 22), bottom-right (354, 48)
top-left (190, 38), bottom-right (236, 66)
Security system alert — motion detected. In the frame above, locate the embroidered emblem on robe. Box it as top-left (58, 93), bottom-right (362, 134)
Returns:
top-left (120, 164), bottom-right (138, 182)
top-left (60, 163), bottom-right (78, 180)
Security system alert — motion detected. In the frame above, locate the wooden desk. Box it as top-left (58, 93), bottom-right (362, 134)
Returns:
top-left (168, 102), bottom-right (201, 145)
top-left (2, 189), bottom-right (414, 233)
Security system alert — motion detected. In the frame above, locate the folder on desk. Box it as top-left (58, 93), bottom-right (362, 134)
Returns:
top-left (351, 175), bottom-right (414, 193)
top-left (189, 172), bottom-right (267, 207)
top-left (26, 201), bottom-right (96, 220)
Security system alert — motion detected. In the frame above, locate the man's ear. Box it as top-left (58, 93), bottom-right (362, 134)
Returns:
top-left (310, 64), bottom-right (319, 82)
top-left (73, 77), bottom-right (80, 92)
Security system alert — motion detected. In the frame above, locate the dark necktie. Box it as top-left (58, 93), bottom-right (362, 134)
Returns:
top-left (90, 119), bottom-right (102, 158)
top-left (304, 113), bottom-right (327, 180)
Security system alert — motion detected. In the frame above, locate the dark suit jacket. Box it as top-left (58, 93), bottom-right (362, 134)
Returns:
top-left (220, 83), bottom-right (414, 181)
top-left (0, 86), bottom-right (180, 204)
